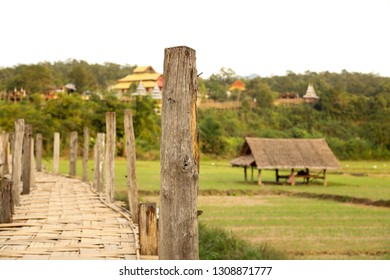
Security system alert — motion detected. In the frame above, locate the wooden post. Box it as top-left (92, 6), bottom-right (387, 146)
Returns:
top-left (36, 133), bottom-right (42, 172)
top-left (94, 133), bottom-right (105, 193)
top-left (290, 168), bottom-right (295, 186)
top-left (30, 138), bottom-right (35, 190)
top-left (251, 166), bottom-right (254, 182)
top-left (82, 127), bottom-right (89, 182)
top-left (0, 178), bottom-right (13, 223)
top-left (276, 169), bottom-right (279, 182)
top-left (69, 131), bottom-right (78, 176)
top-left (124, 110), bottom-right (138, 222)
top-left (105, 112), bottom-right (116, 202)
top-left (53, 132), bottom-right (60, 174)
top-left (258, 169), bottom-right (262, 186)
top-left (138, 203), bottom-right (158, 256)
top-left (159, 46), bottom-right (199, 260)
top-left (12, 119), bottom-right (24, 206)
top-left (0, 133), bottom-right (4, 176)
top-left (244, 166), bottom-right (247, 182)
top-left (22, 124), bottom-right (32, 195)
top-left (1, 133), bottom-right (10, 175)
top-left (323, 169), bottom-right (327, 186)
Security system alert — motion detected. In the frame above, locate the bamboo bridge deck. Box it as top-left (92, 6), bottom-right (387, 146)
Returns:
top-left (0, 172), bottom-right (140, 260)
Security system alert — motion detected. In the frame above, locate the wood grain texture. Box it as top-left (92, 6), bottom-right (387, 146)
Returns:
top-left (12, 119), bottom-right (24, 206)
top-left (105, 112), bottom-right (116, 202)
top-left (69, 131), bottom-right (78, 177)
top-left (159, 46), bottom-right (199, 260)
top-left (82, 127), bottom-right (89, 182)
top-left (124, 110), bottom-right (138, 222)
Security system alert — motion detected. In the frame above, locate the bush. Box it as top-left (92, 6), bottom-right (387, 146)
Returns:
top-left (199, 223), bottom-right (285, 260)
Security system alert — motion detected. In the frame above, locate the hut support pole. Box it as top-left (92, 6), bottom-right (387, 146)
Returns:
top-left (257, 169), bottom-right (262, 186)
top-left (290, 168), bottom-right (295, 186)
top-left (323, 169), bottom-right (327, 186)
top-left (251, 166), bottom-right (254, 182)
top-left (244, 166), bottom-right (247, 182)
top-left (276, 169), bottom-right (279, 182)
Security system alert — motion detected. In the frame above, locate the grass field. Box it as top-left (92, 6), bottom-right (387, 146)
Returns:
top-left (42, 157), bottom-right (390, 259)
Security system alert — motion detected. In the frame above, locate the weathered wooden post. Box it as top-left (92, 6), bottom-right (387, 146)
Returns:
top-left (12, 119), bottom-right (24, 206)
top-left (82, 127), bottom-right (89, 182)
top-left (94, 133), bottom-right (105, 193)
top-left (69, 131), bottom-right (78, 176)
top-left (258, 169), bottom-right (262, 186)
top-left (1, 133), bottom-right (10, 175)
top-left (159, 46), bottom-right (200, 260)
top-left (124, 110), bottom-right (138, 221)
top-left (30, 138), bottom-right (35, 190)
top-left (0, 178), bottom-right (13, 223)
top-left (139, 203), bottom-right (158, 256)
top-left (53, 132), bottom-right (60, 174)
top-left (105, 112), bottom-right (116, 202)
top-left (22, 124), bottom-right (32, 195)
top-left (36, 133), bottom-right (42, 172)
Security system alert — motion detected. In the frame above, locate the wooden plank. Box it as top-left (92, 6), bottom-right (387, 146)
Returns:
top-left (124, 110), bottom-right (138, 221)
top-left (159, 46), bottom-right (199, 260)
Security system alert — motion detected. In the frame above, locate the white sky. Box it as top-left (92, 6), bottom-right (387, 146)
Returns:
top-left (1, 0), bottom-right (389, 78)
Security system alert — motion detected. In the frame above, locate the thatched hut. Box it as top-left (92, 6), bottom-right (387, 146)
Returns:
top-left (230, 137), bottom-right (340, 186)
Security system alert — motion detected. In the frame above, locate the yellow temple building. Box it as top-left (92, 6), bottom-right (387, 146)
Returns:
top-left (111, 66), bottom-right (163, 95)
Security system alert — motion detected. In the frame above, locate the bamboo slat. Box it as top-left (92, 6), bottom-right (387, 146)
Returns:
top-left (0, 172), bottom-right (139, 260)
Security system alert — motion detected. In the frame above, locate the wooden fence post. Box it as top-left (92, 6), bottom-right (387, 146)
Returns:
top-left (12, 119), bottom-right (24, 206)
top-left (22, 124), bottom-right (32, 195)
top-left (1, 133), bottom-right (10, 175)
top-left (94, 133), bottom-right (105, 193)
top-left (82, 127), bottom-right (89, 182)
top-left (139, 203), bottom-right (158, 256)
top-left (36, 133), bottom-right (42, 172)
top-left (105, 112), bottom-right (116, 202)
top-left (124, 110), bottom-right (138, 221)
top-left (53, 132), bottom-right (60, 174)
top-left (69, 131), bottom-right (78, 176)
top-left (159, 46), bottom-right (200, 260)
top-left (0, 178), bottom-right (13, 223)
top-left (30, 138), bottom-right (35, 190)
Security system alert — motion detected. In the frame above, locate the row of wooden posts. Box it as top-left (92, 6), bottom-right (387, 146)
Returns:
top-left (0, 46), bottom-right (199, 259)
top-left (0, 111), bottom-right (158, 255)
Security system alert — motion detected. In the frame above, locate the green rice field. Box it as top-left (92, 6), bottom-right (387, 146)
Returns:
top-left (42, 157), bottom-right (390, 259)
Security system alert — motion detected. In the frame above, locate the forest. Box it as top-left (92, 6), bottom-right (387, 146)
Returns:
top-left (1, 60), bottom-right (390, 160)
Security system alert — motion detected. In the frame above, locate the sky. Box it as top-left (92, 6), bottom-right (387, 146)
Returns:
top-left (1, 0), bottom-right (389, 78)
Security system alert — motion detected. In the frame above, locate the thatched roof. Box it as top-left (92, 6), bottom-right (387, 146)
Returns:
top-left (231, 137), bottom-right (340, 170)
top-left (230, 154), bottom-right (255, 167)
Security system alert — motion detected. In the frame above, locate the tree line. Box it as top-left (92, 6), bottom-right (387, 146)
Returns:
top-left (1, 61), bottom-right (390, 160)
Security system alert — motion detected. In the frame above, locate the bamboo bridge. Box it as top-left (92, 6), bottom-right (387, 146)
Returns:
top-left (0, 172), bottom-right (139, 260)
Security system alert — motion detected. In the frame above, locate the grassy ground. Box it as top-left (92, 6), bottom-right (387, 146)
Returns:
top-left (41, 157), bottom-right (390, 259)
